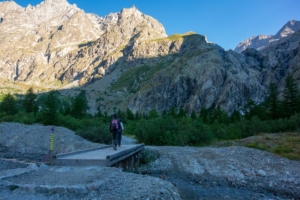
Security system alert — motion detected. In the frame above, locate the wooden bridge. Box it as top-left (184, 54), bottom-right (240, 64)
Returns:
top-left (53, 144), bottom-right (144, 168)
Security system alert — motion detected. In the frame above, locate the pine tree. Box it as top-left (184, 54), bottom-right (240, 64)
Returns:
top-left (177, 106), bottom-right (187, 118)
top-left (190, 110), bottom-right (196, 120)
top-left (71, 91), bottom-right (89, 119)
top-left (265, 82), bottom-right (280, 119)
top-left (168, 107), bottom-right (176, 118)
top-left (199, 107), bottom-right (209, 124)
top-left (40, 91), bottom-right (60, 125)
top-left (148, 109), bottom-right (159, 119)
top-left (283, 73), bottom-right (300, 118)
top-left (230, 109), bottom-right (241, 123)
top-left (161, 110), bottom-right (167, 118)
top-left (126, 108), bottom-right (135, 120)
top-left (135, 111), bottom-right (140, 120)
top-left (0, 93), bottom-right (18, 115)
top-left (23, 87), bottom-right (37, 113)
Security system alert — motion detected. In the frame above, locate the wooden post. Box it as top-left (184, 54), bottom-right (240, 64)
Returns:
top-left (50, 129), bottom-right (54, 165)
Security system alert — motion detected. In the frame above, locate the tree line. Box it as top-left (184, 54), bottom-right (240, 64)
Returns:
top-left (0, 73), bottom-right (299, 146)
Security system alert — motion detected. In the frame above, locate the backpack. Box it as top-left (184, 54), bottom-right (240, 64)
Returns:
top-left (111, 119), bottom-right (119, 131)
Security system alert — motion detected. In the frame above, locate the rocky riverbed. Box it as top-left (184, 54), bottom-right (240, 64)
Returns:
top-left (140, 146), bottom-right (300, 199)
top-left (0, 122), bottom-right (300, 199)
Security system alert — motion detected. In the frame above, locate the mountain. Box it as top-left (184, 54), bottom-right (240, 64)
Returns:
top-left (234, 20), bottom-right (300, 53)
top-left (0, 0), bottom-right (299, 115)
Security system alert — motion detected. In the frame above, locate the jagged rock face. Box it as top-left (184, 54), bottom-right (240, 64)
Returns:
top-left (234, 20), bottom-right (300, 53)
top-left (0, 1), bottom-right (166, 87)
top-left (128, 30), bottom-right (300, 114)
top-left (126, 35), bottom-right (267, 114)
top-left (0, 0), bottom-right (299, 115)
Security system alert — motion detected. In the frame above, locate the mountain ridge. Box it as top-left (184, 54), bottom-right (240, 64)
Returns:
top-left (0, 0), bottom-right (299, 115)
top-left (234, 20), bottom-right (300, 53)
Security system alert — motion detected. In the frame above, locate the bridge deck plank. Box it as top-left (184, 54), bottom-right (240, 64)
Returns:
top-left (53, 144), bottom-right (144, 167)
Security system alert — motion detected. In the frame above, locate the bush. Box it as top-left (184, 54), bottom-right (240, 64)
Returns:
top-left (57, 115), bottom-right (83, 131)
top-left (13, 112), bottom-right (37, 124)
top-left (194, 120), bottom-right (214, 144)
top-left (133, 118), bottom-right (177, 145)
top-left (76, 124), bottom-right (111, 144)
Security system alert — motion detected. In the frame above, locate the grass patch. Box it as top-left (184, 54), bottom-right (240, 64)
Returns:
top-left (273, 145), bottom-right (293, 154)
top-left (152, 32), bottom-right (198, 42)
top-left (213, 132), bottom-right (300, 160)
top-left (247, 142), bottom-right (267, 151)
top-left (169, 32), bottom-right (198, 40)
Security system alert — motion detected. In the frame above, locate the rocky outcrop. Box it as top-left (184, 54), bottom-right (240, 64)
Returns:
top-left (0, 0), bottom-right (166, 87)
top-left (234, 20), bottom-right (300, 53)
top-left (126, 30), bottom-right (300, 114)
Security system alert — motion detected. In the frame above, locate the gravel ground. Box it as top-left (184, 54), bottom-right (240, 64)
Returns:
top-left (1, 122), bottom-right (300, 200)
top-left (140, 146), bottom-right (300, 199)
top-left (0, 122), bottom-right (105, 162)
top-left (0, 165), bottom-right (180, 200)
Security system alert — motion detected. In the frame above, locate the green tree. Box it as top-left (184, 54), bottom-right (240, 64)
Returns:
top-left (126, 108), bottom-right (135, 120)
top-left (23, 87), bottom-right (37, 113)
top-left (230, 109), bottom-right (241, 123)
top-left (135, 111), bottom-right (141, 120)
top-left (39, 91), bottom-right (60, 125)
top-left (148, 109), bottom-right (159, 119)
top-left (177, 106), bottom-right (187, 118)
top-left (199, 107), bottom-right (209, 124)
top-left (190, 110), bottom-right (197, 120)
top-left (168, 107), bottom-right (176, 118)
top-left (71, 91), bottom-right (89, 119)
top-left (211, 106), bottom-right (229, 124)
top-left (161, 110), bottom-right (167, 118)
top-left (265, 82), bottom-right (280, 120)
top-left (0, 93), bottom-right (18, 115)
top-left (244, 100), bottom-right (268, 121)
top-left (60, 97), bottom-right (72, 115)
top-left (117, 109), bottom-right (125, 121)
top-left (282, 73), bottom-right (300, 118)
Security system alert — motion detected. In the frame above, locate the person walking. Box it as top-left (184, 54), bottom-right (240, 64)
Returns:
top-left (118, 119), bottom-right (124, 147)
top-left (109, 114), bottom-right (122, 150)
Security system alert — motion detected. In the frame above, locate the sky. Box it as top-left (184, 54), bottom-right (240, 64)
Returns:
top-left (8, 0), bottom-right (300, 50)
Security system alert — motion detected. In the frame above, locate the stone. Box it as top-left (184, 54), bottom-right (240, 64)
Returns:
top-left (257, 169), bottom-right (267, 177)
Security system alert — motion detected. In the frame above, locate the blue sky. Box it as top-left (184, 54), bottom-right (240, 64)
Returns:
top-left (10, 0), bottom-right (300, 50)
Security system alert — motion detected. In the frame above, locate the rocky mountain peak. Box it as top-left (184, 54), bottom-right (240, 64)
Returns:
top-left (234, 20), bottom-right (300, 53)
top-left (0, 1), bottom-right (23, 14)
top-left (274, 20), bottom-right (300, 38)
top-left (120, 5), bottom-right (143, 19)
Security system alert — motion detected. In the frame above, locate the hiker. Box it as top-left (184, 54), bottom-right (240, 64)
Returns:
top-left (109, 114), bottom-right (122, 150)
top-left (119, 119), bottom-right (124, 147)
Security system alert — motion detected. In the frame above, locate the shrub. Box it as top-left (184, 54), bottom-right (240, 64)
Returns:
top-left (57, 115), bottom-right (83, 131)
top-left (76, 124), bottom-right (111, 144)
top-left (13, 112), bottom-right (37, 124)
top-left (133, 118), bottom-right (177, 145)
